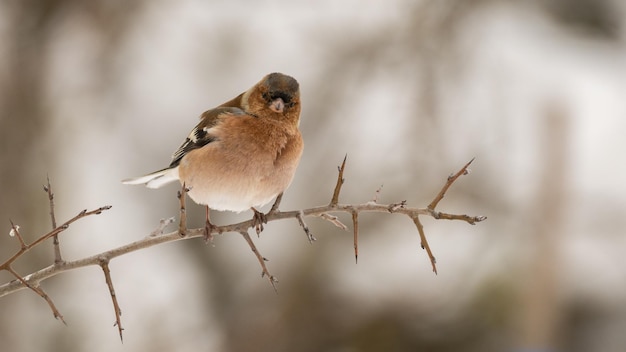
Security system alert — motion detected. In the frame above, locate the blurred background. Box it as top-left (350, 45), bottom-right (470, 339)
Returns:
top-left (1, 0), bottom-right (625, 351)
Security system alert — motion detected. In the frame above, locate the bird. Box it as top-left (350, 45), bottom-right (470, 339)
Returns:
top-left (123, 72), bottom-right (303, 238)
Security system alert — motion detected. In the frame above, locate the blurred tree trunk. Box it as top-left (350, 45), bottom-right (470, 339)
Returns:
top-left (0, 0), bottom-right (62, 231)
top-left (518, 102), bottom-right (570, 349)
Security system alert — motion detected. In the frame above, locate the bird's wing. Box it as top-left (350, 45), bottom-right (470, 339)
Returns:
top-left (169, 107), bottom-right (247, 167)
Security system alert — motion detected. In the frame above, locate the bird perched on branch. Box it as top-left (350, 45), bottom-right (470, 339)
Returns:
top-left (123, 72), bottom-right (303, 238)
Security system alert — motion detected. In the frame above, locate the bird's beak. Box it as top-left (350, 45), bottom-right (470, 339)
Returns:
top-left (269, 97), bottom-right (285, 113)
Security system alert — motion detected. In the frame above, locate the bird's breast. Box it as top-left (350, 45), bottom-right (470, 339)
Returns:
top-left (177, 117), bottom-right (303, 212)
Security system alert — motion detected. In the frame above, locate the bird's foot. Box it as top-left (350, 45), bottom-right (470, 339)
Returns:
top-left (204, 219), bottom-right (218, 244)
top-left (251, 207), bottom-right (267, 236)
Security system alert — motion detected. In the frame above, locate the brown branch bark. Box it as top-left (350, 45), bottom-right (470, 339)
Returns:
top-left (239, 230), bottom-right (278, 291)
top-left (351, 210), bottom-right (359, 263)
top-left (330, 154), bottom-right (347, 206)
top-left (44, 175), bottom-right (63, 264)
top-left (100, 260), bottom-right (124, 342)
top-left (2, 206), bottom-right (111, 327)
top-left (0, 158), bottom-right (486, 341)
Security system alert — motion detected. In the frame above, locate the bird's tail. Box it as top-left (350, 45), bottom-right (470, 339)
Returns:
top-left (122, 167), bottom-right (179, 189)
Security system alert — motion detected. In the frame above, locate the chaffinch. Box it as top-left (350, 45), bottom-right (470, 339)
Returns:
top-left (123, 72), bottom-right (303, 236)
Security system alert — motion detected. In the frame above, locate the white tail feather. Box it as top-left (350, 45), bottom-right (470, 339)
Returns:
top-left (122, 167), bottom-right (180, 189)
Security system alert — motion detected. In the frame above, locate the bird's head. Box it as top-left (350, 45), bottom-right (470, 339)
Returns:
top-left (243, 73), bottom-right (301, 125)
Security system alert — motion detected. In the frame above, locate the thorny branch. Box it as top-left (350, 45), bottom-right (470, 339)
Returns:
top-left (239, 230), bottom-right (278, 291)
top-left (0, 157), bottom-right (485, 341)
top-left (1, 205), bottom-right (111, 327)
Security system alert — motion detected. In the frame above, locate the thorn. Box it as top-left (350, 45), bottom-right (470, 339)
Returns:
top-left (55, 313), bottom-right (67, 326)
top-left (330, 155), bottom-right (348, 206)
top-left (352, 211), bottom-right (358, 264)
top-left (371, 184), bottom-right (383, 203)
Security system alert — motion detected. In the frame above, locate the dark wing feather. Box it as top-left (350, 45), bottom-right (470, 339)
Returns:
top-left (169, 107), bottom-right (246, 167)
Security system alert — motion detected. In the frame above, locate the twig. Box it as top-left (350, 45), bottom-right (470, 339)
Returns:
top-left (1, 228), bottom-right (199, 299)
top-left (150, 217), bottom-right (175, 237)
top-left (44, 176), bottom-right (63, 264)
top-left (411, 216), bottom-right (437, 274)
top-left (428, 157), bottom-right (474, 210)
top-left (238, 230), bottom-right (277, 292)
top-left (351, 210), bottom-right (359, 263)
top-left (330, 154), bottom-right (347, 206)
top-left (1, 205), bottom-right (111, 325)
top-left (100, 259), bottom-right (123, 342)
top-left (177, 183), bottom-right (188, 236)
top-left (9, 220), bottom-right (26, 249)
top-left (318, 213), bottom-right (347, 230)
top-left (2, 206), bottom-right (112, 269)
top-left (412, 158), bottom-right (483, 273)
top-left (296, 211), bottom-right (315, 243)
top-left (6, 266), bottom-right (66, 324)
top-left (428, 211), bottom-right (487, 224)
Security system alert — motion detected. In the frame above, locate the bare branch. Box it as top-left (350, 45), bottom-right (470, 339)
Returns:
top-left (100, 259), bottom-right (124, 342)
top-left (177, 183), bottom-right (188, 237)
top-left (6, 266), bottom-right (66, 324)
top-left (150, 217), bottom-right (176, 237)
top-left (9, 220), bottom-right (26, 249)
top-left (428, 157), bottom-right (474, 210)
top-left (1, 205), bottom-right (111, 322)
top-left (1, 206), bottom-right (112, 270)
top-left (0, 158), bottom-right (486, 340)
top-left (1, 228), bottom-right (197, 299)
top-left (44, 175), bottom-right (63, 263)
top-left (0, 191), bottom-right (485, 295)
top-left (330, 154), bottom-right (347, 206)
top-left (239, 230), bottom-right (277, 292)
top-left (351, 210), bottom-right (359, 263)
top-left (411, 216), bottom-right (437, 274)
top-left (428, 211), bottom-right (487, 224)
top-left (296, 211), bottom-right (315, 243)
top-left (318, 213), bottom-right (347, 231)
